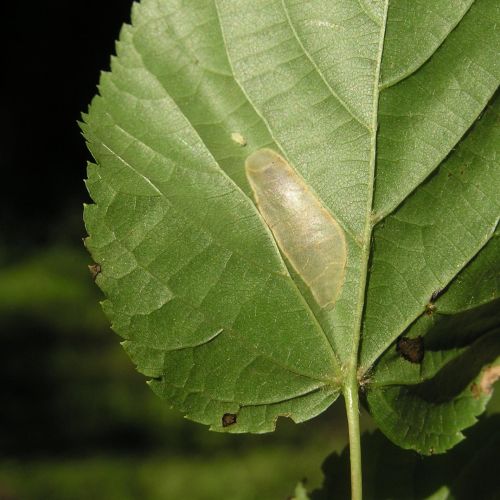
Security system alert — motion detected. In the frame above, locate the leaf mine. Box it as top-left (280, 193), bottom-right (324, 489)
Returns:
top-left (245, 149), bottom-right (347, 309)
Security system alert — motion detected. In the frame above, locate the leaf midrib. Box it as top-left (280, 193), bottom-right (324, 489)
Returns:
top-left (353, 0), bottom-right (390, 378)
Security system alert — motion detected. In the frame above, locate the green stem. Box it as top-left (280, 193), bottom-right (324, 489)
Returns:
top-left (344, 379), bottom-right (362, 500)
top-left (343, 3), bottom-right (389, 498)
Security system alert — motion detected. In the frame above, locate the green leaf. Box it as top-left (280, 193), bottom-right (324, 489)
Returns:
top-left (82, 0), bottom-right (500, 453)
top-left (309, 415), bottom-right (500, 499)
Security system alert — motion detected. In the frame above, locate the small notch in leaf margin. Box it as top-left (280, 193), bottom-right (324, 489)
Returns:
top-left (88, 263), bottom-right (102, 281)
top-left (396, 336), bottom-right (425, 364)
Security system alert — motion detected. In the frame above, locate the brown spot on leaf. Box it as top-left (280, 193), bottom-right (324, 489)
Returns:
top-left (222, 413), bottom-right (237, 427)
top-left (396, 336), bottom-right (425, 364)
top-left (471, 383), bottom-right (481, 399)
top-left (88, 263), bottom-right (101, 280)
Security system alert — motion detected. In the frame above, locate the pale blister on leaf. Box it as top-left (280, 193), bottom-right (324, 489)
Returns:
top-left (246, 149), bottom-right (347, 309)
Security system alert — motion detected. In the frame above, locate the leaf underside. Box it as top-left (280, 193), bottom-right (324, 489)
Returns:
top-left (83, 0), bottom-right (500, 449)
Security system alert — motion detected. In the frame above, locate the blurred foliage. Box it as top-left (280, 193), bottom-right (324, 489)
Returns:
top-left (0, 246), bottom-right (106, 332)
top-left (310, 415), bottom-right (500, 500)
top-left (1, 446), bottom-right (330, 500)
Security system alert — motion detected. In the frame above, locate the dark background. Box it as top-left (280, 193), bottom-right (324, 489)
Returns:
top-left (2, 1), bottom-right (132, 251)
top-left (0, 2), bottom-right (349, 498)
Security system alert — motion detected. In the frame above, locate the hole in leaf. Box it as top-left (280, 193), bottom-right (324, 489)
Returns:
top-left (222, 413), bottom-right (237, 427)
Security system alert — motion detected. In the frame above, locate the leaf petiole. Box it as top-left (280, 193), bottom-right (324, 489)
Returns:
top-left (344, 378), bottom-right (362, 500)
